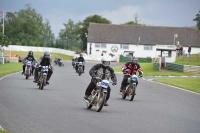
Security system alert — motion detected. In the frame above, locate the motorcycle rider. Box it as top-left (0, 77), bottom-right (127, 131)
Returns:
top-left (33, 51), bottom-right (53, 84)
top-left (22, 51), bottom-right (36, 75)
top-left (120, 56), bottom-right (143, 92)
top-left (83, 56), bottom-right (117, 106)
top-left (76, 54), bottom-right (85, 73)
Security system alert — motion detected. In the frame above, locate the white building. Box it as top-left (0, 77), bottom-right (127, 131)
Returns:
top-left (86, 23), bottom-right (200, 62)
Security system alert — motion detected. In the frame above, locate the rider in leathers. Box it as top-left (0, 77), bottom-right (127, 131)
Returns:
top-left (76, 54), bottom-right (85, 73)
top-left (84, 56), bottom-right (117, 106)
top-left (33, 51), bottom-right (53, 84)
top-left (22, 51), bottom-right (36, 75)
top-left (120, 56), bottom-right (143, 92)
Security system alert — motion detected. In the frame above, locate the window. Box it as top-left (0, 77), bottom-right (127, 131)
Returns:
top-left (101, 43), bottom-right (107, 48)
top-left (95, 43), bottom-right (107, 48)
top-left (144, 45), bottom-right (153, 50)
top-left (120, 44), bottom-right (129, 49)
top-left (95, 43), bottom-right (101, 48)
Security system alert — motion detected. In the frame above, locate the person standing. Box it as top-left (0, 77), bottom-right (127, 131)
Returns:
top-left (188, 45), bottom-right (191, 57)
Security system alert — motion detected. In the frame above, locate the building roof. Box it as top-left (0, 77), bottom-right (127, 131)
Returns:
top-left (88, 23), bottom-right (200, 47)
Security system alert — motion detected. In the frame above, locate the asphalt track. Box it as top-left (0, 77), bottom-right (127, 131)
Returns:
top-left (0, 62), bottom-right (200, 133)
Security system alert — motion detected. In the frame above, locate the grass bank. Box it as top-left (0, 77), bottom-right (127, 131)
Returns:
top-left (0, 63), bottom-right (22, 78)
top-left (153, 78), bottom-right (200, 94)
top-left (4, 50), bottom-right (73, 60)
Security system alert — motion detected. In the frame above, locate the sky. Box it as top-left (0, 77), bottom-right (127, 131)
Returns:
top-left (0, 0), bottom-right (200, 38)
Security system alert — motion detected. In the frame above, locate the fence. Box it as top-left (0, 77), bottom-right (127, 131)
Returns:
top-left (176, 54), bottom-right (200, 62)
top-left (119, 56), bottom-right (152, 63)
top-left (61, 39), bottom-right (83, 52)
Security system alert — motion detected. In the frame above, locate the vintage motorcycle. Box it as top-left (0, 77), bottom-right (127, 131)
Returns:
top-left (38, 66), bottom-right (49, 90)
top-left (58, 60), bottom-right (64, 67)
top-left (24, 61), bottom-right (33, 79)
top-left (77, 62), bottom-right (83, 76)
top-left (119, 74), bottom-right (139, 101)
top-left (83, 77), bottom-right (110, 112)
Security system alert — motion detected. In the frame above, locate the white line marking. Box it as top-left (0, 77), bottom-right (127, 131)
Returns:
top-left (149, 80), bottom-right (200, 95)
top-left (192, 76), bottom-right (197, 77)
top-left (0, 71), bottom-right (21, 81)
top-left (169, 76), bottom-right (175, 77)
top-left (0, 125), bottom-right (4, 131)
top-left (181, 76), bottom-right (188, 77)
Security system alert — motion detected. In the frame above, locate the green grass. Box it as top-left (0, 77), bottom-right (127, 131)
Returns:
top-left (4, 50), bottom-right (73, 60)
top-left (0, 63), bottom-right (22, 78)
top-left (0, 129), bottom-right (8, 133)
top-left (113, 63), bottom-right (195, 76)
top-left (175, 54), bottom-right (200, 66)
top-left (153, 78), bottom-right (200, 93)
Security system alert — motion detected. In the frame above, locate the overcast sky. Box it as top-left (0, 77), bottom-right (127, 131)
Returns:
top-left (0, 0), bottom-right (200, 37)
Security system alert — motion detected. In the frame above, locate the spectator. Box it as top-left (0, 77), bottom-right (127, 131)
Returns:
top-left (188, 45), bottom-right (191, 57)
top-left (179, 45), bottom-right (183, 56)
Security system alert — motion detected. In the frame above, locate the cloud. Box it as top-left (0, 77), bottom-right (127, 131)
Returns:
top-left (100, 5), bottom-right (141, 24)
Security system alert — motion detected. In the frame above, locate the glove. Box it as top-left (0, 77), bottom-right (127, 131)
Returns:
top-left (122, 69), bottom-right (127, 74)
top-left (112, 82), bottom-right (117, 86)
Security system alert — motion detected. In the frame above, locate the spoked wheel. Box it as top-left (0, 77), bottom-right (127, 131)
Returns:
top-left (128, 84), bottom-right (136, 101)
top-left (39, 78), bottom-right (44, 90)
top-left (96, 92), bottom-right (106, 112)
top-left (26, 75), bottom-right (29, 79)
top-left (122, 86), bottom-right (128, 99)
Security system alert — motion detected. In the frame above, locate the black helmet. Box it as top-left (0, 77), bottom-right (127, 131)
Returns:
top-left (44, 51), bottom-right (50, 58)
top-left (28, 51), bottom-right (33, 56)
top-left (80, 54), bottom-right (83, 57)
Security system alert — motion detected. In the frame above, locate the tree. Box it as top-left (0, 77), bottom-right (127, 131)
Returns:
top-left (79, 14), bottom-right (111, 50)
top-left (124, 21), bottom-right (137, 25)
top-left (59, 19), bottom-right (80, 40)
top-left (193, 10), bottom-right (200, 30)
top-left (0, 32), bottom-right (10, 47)
top-left (3, 4), bottom-right (55, 47)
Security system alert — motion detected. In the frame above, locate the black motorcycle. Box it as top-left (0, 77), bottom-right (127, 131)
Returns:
top-left (77, 62), bottom-right (83, 76)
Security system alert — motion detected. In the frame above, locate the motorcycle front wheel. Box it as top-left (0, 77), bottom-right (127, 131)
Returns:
top-left (96, 92), bottom-right (107, 112)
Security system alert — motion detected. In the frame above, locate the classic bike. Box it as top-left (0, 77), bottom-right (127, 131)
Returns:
top-left (58, 60), bottom-right (64, 67)
top-left (24, 61), bottom-right (33, 79)
top-left (38, 66), bottom-right (49, 90)
top-left (83, 77), bottom-right (110, 112)
top-left (119, 74), bottom-right (139, 101)
top-left (77, 62), bottom-right (83, 76)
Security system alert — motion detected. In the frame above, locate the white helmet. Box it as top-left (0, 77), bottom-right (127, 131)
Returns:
top-left (101, 56), bottom-right (111, 67)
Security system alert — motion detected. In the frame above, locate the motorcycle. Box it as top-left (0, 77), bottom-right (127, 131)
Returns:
top-left (84, 77), bottom-right (109, 112)
top-left (38, 66), bottom-right (49, 90)
top-left (77, 62), bottom-right (83, 76)
top-left (58, 60), bottom-right (64, 67)
top-left (24, 61), bottom-right (33, 79)
top-left (119, 74), bottom-right (139, 101)
top-left (72, 61), bottom-right (76, 69)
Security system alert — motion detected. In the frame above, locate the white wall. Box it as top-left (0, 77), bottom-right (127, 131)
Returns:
top-left (3, 45), bottom-right (75, 56)
top-left (182, 47), bottom-right (200, 55)
top-left (87, 43), bottom-right (158, 59)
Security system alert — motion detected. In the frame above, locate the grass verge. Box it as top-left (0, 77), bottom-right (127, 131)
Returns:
top-left (4, 50), bottom-right (73, 60)
top-left (0, 129), bottom-right (8, 133)
top-left (113, 63), bottom-right (196, 76)
top-left (0, 63), bottom-right (22, 78)
top-left (153, 78), bottom-right (200, 93)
